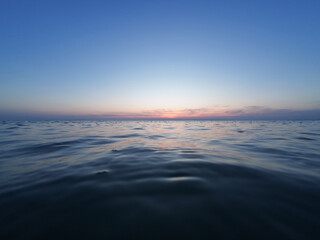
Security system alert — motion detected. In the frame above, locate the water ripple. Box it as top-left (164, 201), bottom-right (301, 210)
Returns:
top-left (0, 120), bottom-right (319, 240)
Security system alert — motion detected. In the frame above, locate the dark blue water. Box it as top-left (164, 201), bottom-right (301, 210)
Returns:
top-left (1, 120), bottom-right (320, 239)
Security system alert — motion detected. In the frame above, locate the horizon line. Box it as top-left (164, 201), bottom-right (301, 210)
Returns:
top-left (1, 107), bottom-right (320, 121)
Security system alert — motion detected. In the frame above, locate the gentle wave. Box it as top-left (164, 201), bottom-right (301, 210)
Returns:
top-left (0, 120), bottom-right (319, 239)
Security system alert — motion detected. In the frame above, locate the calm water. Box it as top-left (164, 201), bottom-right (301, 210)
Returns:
top-left (0, 120), bottom-right (320, 239)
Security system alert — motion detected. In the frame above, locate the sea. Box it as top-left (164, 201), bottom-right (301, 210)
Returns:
top-left (0, 120), bottom-right (319, 239)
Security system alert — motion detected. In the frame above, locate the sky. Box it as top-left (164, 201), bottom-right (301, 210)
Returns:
top-left (0, 0), bottom-right (319, 120)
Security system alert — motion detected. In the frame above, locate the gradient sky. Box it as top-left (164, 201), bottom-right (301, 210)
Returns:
top-left (1, 0), bottom-right (320, 119)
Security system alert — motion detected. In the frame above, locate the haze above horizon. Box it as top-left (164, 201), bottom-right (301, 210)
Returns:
top-left (1, 0), bottom-right (319, 120)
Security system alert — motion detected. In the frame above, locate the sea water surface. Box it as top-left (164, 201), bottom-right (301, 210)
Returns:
top-left (0, 120), bottom-right (319, 239)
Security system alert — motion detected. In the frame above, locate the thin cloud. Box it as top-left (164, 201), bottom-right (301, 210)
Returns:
top-left (1, 107), bottom-right (320, 120)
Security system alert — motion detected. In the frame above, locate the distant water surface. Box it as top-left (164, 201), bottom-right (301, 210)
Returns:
top-left (0, 120), bottom-right (320, 239)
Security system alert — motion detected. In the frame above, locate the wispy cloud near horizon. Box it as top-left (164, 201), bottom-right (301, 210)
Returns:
top-left (1, 106), bottom-right (320, 120)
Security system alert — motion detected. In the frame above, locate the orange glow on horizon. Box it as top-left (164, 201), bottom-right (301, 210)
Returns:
top-left (12, 105), bottom-right (312, 119)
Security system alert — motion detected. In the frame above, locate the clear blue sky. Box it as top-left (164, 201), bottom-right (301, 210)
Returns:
top-left (0, 0), bottom-right (319, 119)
